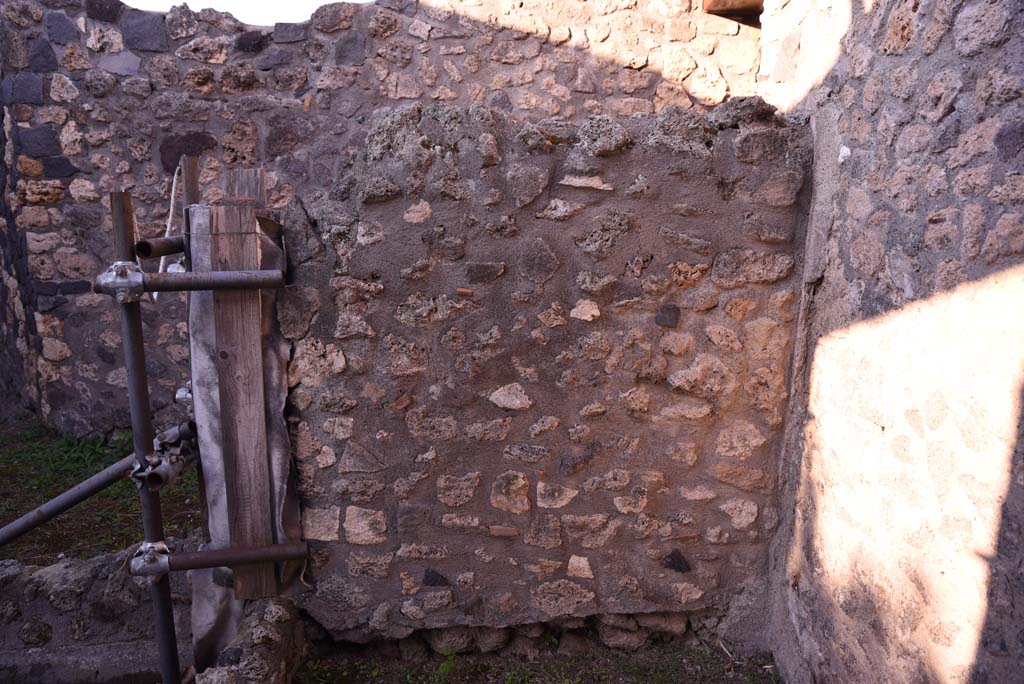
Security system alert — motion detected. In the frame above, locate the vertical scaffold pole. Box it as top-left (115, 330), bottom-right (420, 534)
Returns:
top-left (110, 191), bottom-right (182, 684)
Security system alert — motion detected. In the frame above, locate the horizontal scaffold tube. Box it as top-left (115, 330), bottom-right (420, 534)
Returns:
top-left (142, 270), bottom-right (285, 292)
top-left (130, 542), bottom-right (309, 576)
top-left (135, 236), bottom-right (185, 259)
top-left (0, 454), bottom-right (137, 547)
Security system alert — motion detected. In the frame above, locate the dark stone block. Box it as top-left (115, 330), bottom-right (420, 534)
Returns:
top-left (932, 113), bottom-right (960, 153)
top-left (487, 90), bottom-right (513, 111)
top-left (45, 12), bottom-right (80, 45)
top-left (996, 119), bottom-right (1024, 162)
top-left (16, 126), bottom-right (60, 157)
top-left (255, 47), bottom-right (291, 70)
top-left (85, 0), bottom-right (124, 22)
top-left (655, 303), bottom-right (680, 328)
top-left (121, 10), bottom-right (168, 52)
top-left (65, 203), bottom-right (102, 228)
top-left (27, 38), bottom-right (58, 73)
top-left (39, 0), bottom-right (83, 9)
top-left (663, 549), bottom-right (691, 574)
top-left (558, 446), bottom-right (596, 476)
top-left (466, 262), bottom-right (506, 283)
top-left (41, 156), bottom-right (79, 178)
top-left (58, 280), bottom-right (92, 295)
top-left (33, 280), bottom-right (59, 296)
top-left (396, 503), bottom-right (428, 534)
top-left (235, 30), bottom-right (270, 53)
top-left (158, 131), bottom-right (217, 173)
top-left (423, 569), bottom-right (450, 587)
top-left (3, 73), bottom-right (44, 104)
top-left (334, 31), bottom-right (367, 66)
top-left (272, 22), bottom-right (307, 44)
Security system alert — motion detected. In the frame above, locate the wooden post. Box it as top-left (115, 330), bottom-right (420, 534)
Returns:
top-left (188, 167), bottom-right (277, 599)
top-left (180, 156), bottom-right (200, 272)
top-left (209, 203), bottom-right (276, 598)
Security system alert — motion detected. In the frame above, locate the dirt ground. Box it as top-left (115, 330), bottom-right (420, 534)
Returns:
top-left (0, 405), bottom-right (201, 565)
top-left (297, 639), bottom-right (782, 684)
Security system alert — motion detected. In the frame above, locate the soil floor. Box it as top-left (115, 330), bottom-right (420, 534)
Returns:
top-left (297, 639), bottom-right (782, 684)
top-left (0, 405), bottom-right (201, 565)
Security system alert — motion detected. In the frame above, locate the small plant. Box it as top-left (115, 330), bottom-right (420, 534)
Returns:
top-left (435, 651), bottom-right (457, 681)
top-left (502, 667), bottom-right (532, 684)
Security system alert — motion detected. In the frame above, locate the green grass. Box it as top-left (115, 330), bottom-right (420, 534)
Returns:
top-left (0, 415), bottom-right (202, 565)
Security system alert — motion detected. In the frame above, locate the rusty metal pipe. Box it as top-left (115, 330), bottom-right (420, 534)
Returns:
top-left (170, 542), bottom-right (308, 572)
top-left (142, 270), bottom-right (285, 292)
top-left (130, 542), bottom-right (308, 576)
top-left (0, 454), bottom-right (137, 547)
top-left (110, 191), bottom-right (181, 684)
top-left (136, 236), bottom-right (185, 259)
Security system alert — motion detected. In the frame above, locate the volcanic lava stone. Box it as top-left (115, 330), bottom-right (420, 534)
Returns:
top-left (487, 91), bottom-right (513, 111)
top-left (41, 156), bottom-right (79, 178)
top-left (235, 30), bottom-right (271, 53)
top-left (423, 569), bottom-right (451, 587)
top-left (121, 10), bottom-right (169, 52)
top-left (17, 126), bottom-right (61, 157)
top-left (58, 281), bottom-right (93, 295)
top-left (272, 22), bottom-right (307, 44)
top-left (44, 12), bottom-right (80, 45)
top-left (255, 48), bottom-right (291, 70)
top-left (996, 119), bottom-right (1024, 162)
top-left (334, 32), bottom-right (367, 65)
top-left (655, 303), bottom-right (680, 328)
top-left (27, 39), bottom-right (58, 73)
top-left (663, 549), bottom-right (691, 574)
top-left (3, 73), bottom-right (44, 105)
top-left (158, 132), bottom-right (218, 173)
top-left (85, 0), bottom-right (125, 22)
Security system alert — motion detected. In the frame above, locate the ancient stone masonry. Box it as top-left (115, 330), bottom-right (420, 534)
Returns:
top-left (0, 550), bottom-right (193, 683)
top-left (758, 0), bottom-right (1024, 682)
top-left (292, 100), bottom-right (808, 644)
top-left (0, 0), bottom-right (802, 658)
top-left (0, 0), bottom-right (763, 440)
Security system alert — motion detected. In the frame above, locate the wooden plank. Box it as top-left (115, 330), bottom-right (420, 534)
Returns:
top-left (209, 203), bottom-right (277, 599)
top-left (222, 167), bottom-right (265, 205)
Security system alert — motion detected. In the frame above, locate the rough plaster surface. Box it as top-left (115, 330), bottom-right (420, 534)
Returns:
top-left (759, 0), bottom-right (1024, 682)
top-left (0, 0), bottom-right (807, 672)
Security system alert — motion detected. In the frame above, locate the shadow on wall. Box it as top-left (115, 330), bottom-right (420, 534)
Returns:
top-left (760, 0), bottom-right (1024, 680)
top-left (0, 0), bottom-right (768, 437)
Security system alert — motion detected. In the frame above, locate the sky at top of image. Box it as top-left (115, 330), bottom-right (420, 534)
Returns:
top-left (126, 0), bottom-right (374, 26)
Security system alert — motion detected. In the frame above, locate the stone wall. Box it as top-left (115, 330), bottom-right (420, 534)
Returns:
top-left (0, 0), bottom-right (767, 439)
top-left (0, 0), bottom-right (808, 660)
top-left (758, 0), bottom-right (1024, 682)
top-left (0, 550), bottom-right (193, 683)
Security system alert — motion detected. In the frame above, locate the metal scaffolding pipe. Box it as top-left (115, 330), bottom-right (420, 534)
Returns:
top-left (131, 542), bottom-right (308, 577)
top-left (171, 542), bottom-right (308, 571)
top-left (110, 191), bottom-right (181, 684)
top-left (142, 269), bottom-right (284, 292)
top-left (136, 235), bottom-right (185, 259)
top-left (0, 454), bottom-right (137, 547)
